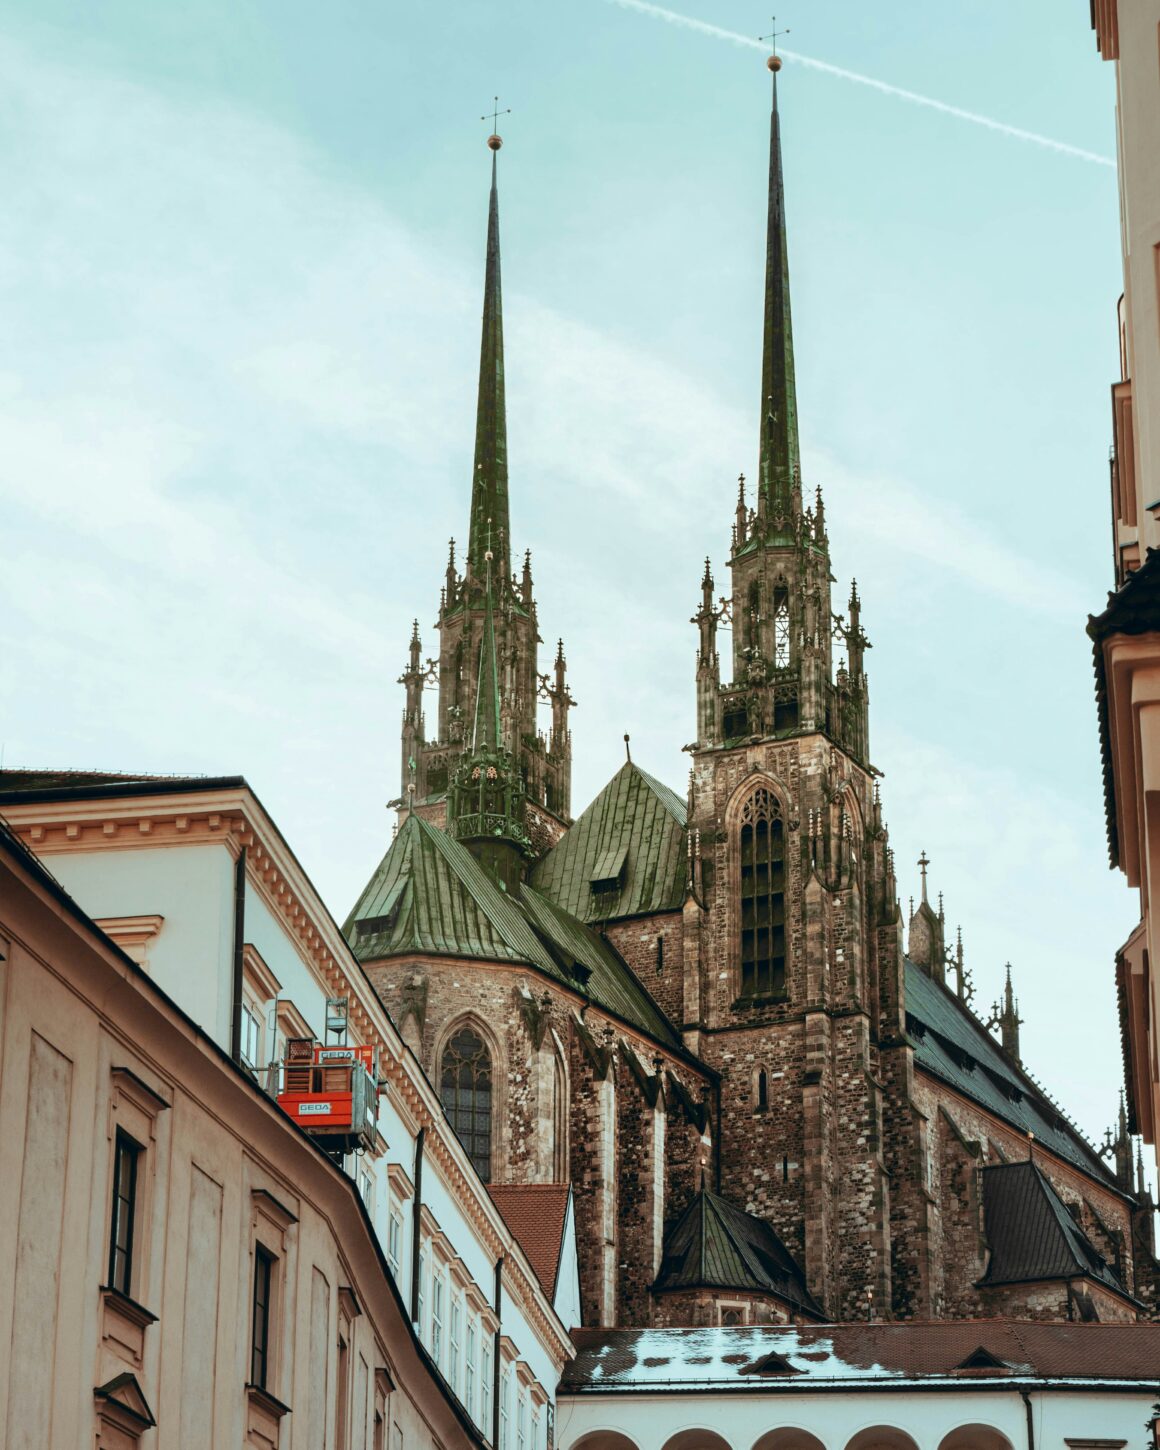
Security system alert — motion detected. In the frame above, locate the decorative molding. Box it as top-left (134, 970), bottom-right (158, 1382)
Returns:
top-left (243, 943), bottom-right (282, 1001)
top-left (96, 915), bottom-right (164, 967)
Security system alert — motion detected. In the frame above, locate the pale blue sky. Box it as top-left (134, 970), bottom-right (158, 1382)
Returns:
top-left (0, 2), bottom-right (1140, 1170)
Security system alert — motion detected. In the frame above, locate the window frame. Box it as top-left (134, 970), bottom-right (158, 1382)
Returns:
top-left (107, 1128), bottom-right (141, 1297)
top-left (250, 1243), bottom-right (276, 1390)
top-left (439, 1023), bottom-right (494, 1181)
top-left (734, 784), bottom-right (788, 1001)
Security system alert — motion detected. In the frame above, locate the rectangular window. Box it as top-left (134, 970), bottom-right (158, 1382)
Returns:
top-left (387, 1211), bottom-right (403, 1278)
top-left (481, 1343), bottom-right (493, 1434)
top-left (533, 1407), bottom-right (541, 1450)
top-left (241, 999), bottom-right (263, 1069)
top-left (250, 1245), bottom-right (275, 1388)
top-left (359, 1166), bottom-right (374, 1214)
top-left (431, 1274), bottom-right (444, 1369)
top-left (416, 1248), bottom-right (426, 1338)
top-left (449, 1296), bottom-right (461, 1393)
top-left (516, 1391), bottom-right (527, 1450)
top-left (465, 1321), bottom-right (477, 1417)
top-left (108, 1130), bottom-right (141, 1296)
top-left (499, 1367), bottom-right (511, 1450)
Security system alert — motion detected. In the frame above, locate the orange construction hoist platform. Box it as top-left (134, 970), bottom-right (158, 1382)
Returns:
top-left (276, 1036), bottom-right (380, 1155)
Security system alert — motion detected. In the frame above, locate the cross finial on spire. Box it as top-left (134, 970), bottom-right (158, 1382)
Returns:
top-left (759, 15), bottom-right (790, 60)
top-left (482, 96), bottom-right (510, 149)
top-left (917, 850), bottom-right (930, 902)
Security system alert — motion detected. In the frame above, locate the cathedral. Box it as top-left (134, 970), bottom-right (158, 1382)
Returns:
top-left (344, 63), bottom-right (1160, 1328)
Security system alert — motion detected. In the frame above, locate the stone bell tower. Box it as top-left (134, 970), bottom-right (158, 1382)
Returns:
top-left (399, 135), bottom-right (574, 841)
top-left (683, 53), bottom-right (910, 1321)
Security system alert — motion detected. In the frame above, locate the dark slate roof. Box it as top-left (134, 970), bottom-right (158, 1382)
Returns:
top-left (0, 768), bottom-right (242, 803)
top-left (904, 961), bottom-right (1117, 1188)
top-left (561, 1322), bottom-right (1160, 1391)
top-left (979, 1161), bottom-right (1129, 1300)
top-left (654, 1189), bottom-right (823, 1320)
top-left (1087, 548), bottom-right (1160, 868)
top-left (344, 813), bottom-right (682, 1052)
top-left (531, 761), bottom-right (687, 924)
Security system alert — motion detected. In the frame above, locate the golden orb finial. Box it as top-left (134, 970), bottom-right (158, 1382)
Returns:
top-left (487, 133), bottom-right (503, 151)
top-left (767, 54), bottom-right (782, 72)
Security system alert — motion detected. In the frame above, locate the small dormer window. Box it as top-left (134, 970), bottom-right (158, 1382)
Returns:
top-left (589, 844), bottom-right (627, 895)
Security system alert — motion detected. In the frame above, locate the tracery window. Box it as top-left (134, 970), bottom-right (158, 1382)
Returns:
top-left (440, 1026), bottom-right (493, 1180)
top-left (773, 586), bottom-right (790, 669)
top-left (738, 787), bottom-right (786, 999)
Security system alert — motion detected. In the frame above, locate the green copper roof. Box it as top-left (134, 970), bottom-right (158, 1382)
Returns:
top-left (344, 812), bottom-right (682, 1052)
top-left (654, 1188), bottom-right (822, 1319)
top-left (345, 812), bottom-right (547, 967)
top-left (467, 151), bottom-right (510, 581)
top-left (758, 64), bottom-right (800, 519)
top-left (530, 760), bottom-right (687, 924)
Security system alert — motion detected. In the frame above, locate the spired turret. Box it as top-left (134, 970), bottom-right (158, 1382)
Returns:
top-left (695, 62), bottom-right (869, 764)
top-left (447, 559), bottom-right (532, 892)
top-left (397, 136), bottom-right (573, 833)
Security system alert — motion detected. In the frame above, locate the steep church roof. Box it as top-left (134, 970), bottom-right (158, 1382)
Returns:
top-left (979, 1161), bottom-right (1130, 1302)
top-left (905, 962), bottom-right (1116, 1187)
top-left (344, 812), bottom-right (683, 1052)
top-left (654, 1188), bottom-right (823, 1320)
top-left (531, 760), bottom-right (687, 924)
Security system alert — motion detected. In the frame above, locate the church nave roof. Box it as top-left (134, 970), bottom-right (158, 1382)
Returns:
top-left (344, 810), bottom-right (683, 1052)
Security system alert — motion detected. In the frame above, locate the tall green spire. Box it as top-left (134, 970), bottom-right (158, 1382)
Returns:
top-left (758, 59), bottom-right (801, 523)
top-left (472, 558), bottom-right (503, 752)
top-left (467, 145), bottom-right (510, 581)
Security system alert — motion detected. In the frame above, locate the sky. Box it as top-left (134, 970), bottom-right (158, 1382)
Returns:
top-left (0, 1), bottom-right (1144, 1177)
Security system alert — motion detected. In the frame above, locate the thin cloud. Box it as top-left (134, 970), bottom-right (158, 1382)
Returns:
top-left (604, 0), bottom-right (1116, 168)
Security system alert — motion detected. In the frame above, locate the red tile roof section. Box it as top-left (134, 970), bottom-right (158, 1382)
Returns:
top-left (487, 1184), bottom-right (570, 1299)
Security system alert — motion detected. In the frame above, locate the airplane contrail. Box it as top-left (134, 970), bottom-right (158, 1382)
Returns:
top-left (604, 0), bottom-right (1115, 169)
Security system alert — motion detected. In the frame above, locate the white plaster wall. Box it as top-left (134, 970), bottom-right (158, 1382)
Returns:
top-left (556, 1386), bottom-right (1157, 1450)
top-left (42, 843), bottom-right (235, 1040)
top-left (554, 1194), bottom-right (583, 1331)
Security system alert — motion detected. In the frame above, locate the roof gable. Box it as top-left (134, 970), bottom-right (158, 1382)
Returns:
top-left (531, 761), bottom-right (687, 924)
top-left (979, 1161), bottom-right (1127, 1299)
top-left (655, 1189), bottom-right (823, 1319)
top-left (486, 1183), bottom-right (571, 1297)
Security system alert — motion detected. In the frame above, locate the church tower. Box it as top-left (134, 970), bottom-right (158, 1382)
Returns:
top-left (399, 135), bottom-right (574, 841)
top-left (684, 54), bottom-right (909, 1321)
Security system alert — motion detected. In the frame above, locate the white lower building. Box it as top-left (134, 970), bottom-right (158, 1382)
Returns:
top-left (555, 1323), bottom-right (1160, 1450)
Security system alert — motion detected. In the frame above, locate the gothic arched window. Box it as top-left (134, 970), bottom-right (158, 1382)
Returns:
top-left (440, 1027), bottom-right (492, 1181)
top-left (738, 787), bottom-right (786, 999)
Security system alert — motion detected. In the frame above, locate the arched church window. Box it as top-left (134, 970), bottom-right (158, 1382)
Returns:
top-left (440, 1027), bottom-right (492, 1180)
top-left (773, 586), bottom-right (790, 669)
top-left (739, 787), bottom-right (786, 999)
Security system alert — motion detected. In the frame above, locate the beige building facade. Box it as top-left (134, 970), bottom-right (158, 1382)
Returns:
top-left (1088, 0), bottom-right (1160, 1175)
top-left (0, 776), bottom-right (573, 1449)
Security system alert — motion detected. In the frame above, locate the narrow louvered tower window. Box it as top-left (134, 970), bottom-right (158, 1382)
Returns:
top-left (440, 1027), bottom-right (493, 1180)
top-left (739, 787), bottom-right (786, 998)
